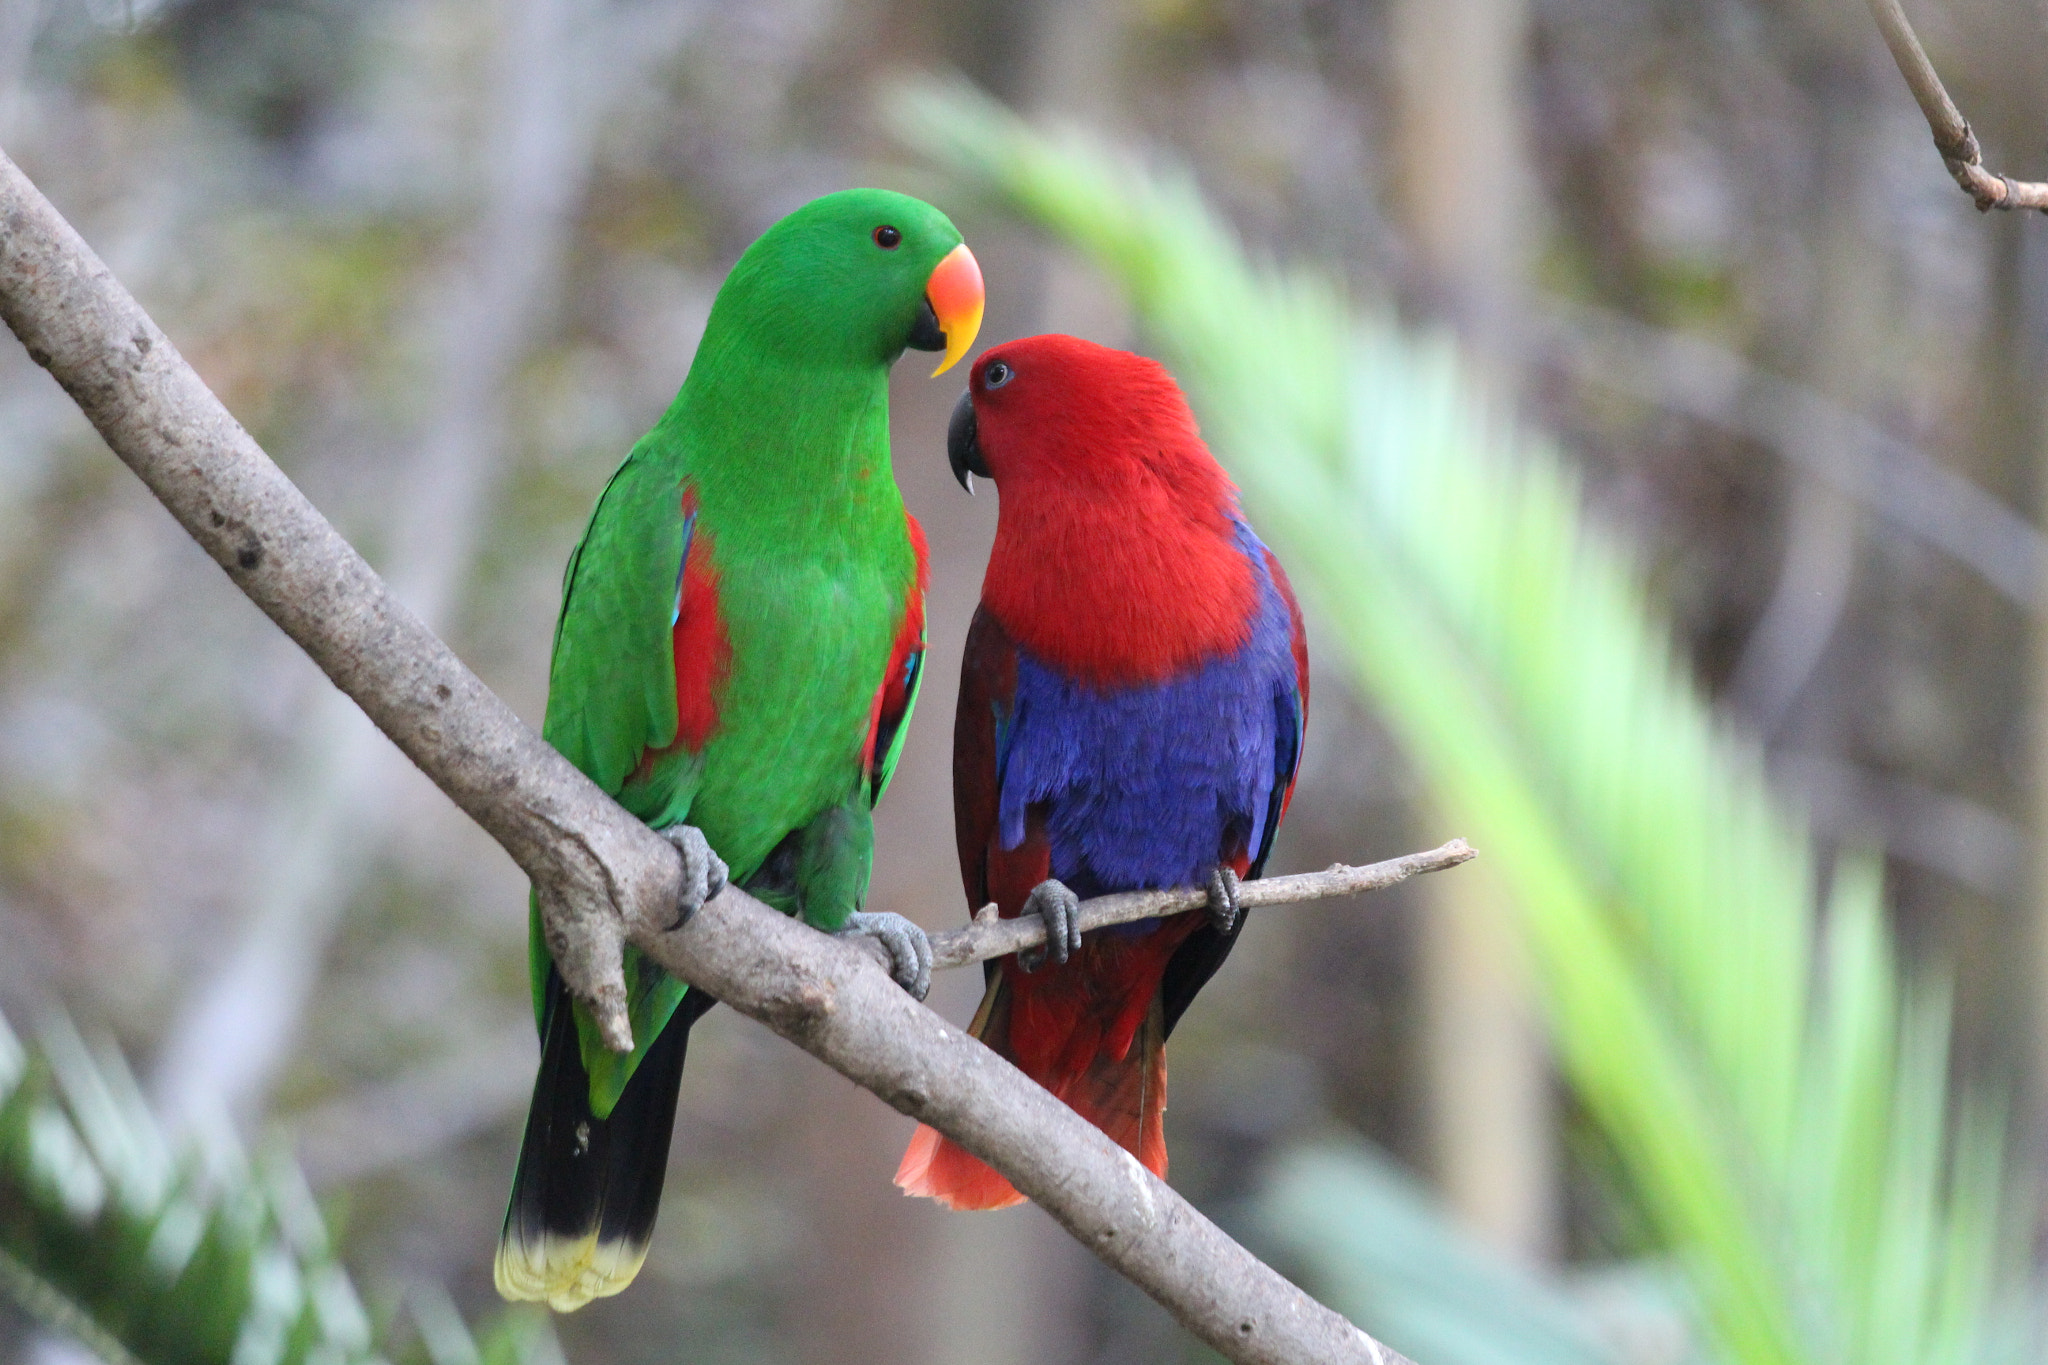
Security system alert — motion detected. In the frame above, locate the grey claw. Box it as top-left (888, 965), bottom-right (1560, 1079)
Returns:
top-left (841, 911), bottom-right (933, 1001)
top-left (661, 824), bottom-right (729, 931)
top-left (1018, 879), bottom-right (1081, 972)
top-left (1206, 866), bottom-right (1243, 936)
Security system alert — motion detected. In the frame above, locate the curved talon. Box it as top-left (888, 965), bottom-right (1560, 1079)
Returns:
top-left (1018, 879), bottom-right (1081, 972)
top-left (840, 911), bottom-right (933, 1001)
top-left (1205, 865), bottom-right (1243, 937)
top-left (660, 824), bottom-right (729, 931)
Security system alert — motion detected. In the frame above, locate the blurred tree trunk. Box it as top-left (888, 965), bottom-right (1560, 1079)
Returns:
top-left (1391, 0), bottom-right (1557, 1262)
top-left (151, 0), bottom-right (579, 1133)
top-left (1391, 0), bottom-right (1529, 350)
top-left (1416, 854), bottom-right (1553, 1260)
top-left (150, 0), bottom-right (705, 1136)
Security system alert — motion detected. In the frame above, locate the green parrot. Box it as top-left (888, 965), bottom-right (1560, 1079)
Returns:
top-left (495, 189), bottom-right (984, 1312)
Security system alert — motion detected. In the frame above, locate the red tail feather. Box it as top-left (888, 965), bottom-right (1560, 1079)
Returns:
top-left (894, 1120), bottom-right (1029, 1211)
top-left (896, 927), bottom-right (1186, 1209)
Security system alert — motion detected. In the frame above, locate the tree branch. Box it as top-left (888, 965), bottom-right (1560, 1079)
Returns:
top-left (0, 147), bottom-right (1440, 1365)
top-left (1867, 0), bottom-right (2048, 212)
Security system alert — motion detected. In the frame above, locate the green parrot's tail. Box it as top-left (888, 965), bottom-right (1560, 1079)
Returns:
top-left (495, 967), bottom-right (714, 1311)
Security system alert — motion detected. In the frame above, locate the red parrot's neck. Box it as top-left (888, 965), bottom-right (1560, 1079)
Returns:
top-left (982, 470), bottom-right (1256, 689)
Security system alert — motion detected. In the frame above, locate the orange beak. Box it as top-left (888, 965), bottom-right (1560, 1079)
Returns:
top-left (924, 243), bottom-right (984, 376)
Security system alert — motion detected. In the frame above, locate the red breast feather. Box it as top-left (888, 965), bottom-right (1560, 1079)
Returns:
top-left (971, 335), bottom-right (1256, 689)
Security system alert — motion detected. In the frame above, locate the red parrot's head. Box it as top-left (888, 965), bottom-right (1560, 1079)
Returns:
top-left (947, 334), bottom-right (1219, 502)
top-left (948, 333), bottom-right (1256, 683)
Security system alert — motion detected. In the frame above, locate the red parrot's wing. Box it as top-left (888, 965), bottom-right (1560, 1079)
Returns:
top-left (953, 604), bottom-right (1040, 916)
top-left (1159, 549), bottom-right (1309, 1037)
top-left (1250, 546), bottom-right (1310, 879)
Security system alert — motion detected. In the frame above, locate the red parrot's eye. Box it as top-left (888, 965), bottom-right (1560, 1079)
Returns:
top-left (983, 360), bottom-right (1013, 389)
top-left (873, 225), bottom-right (902, 249)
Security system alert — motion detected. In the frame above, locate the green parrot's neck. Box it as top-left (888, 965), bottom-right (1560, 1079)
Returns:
top-left (655, 328), bottom-right (901, 538)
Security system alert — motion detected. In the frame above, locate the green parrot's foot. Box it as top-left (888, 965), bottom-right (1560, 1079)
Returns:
top-left (839, 912), bottom-right (933, 1001)
top-left (1017, 879), bottom-right (1081, 973)
top-left (660, 824), bottom-right (729, 931)
top-left (1205, 866), bottom-right (1244, 936)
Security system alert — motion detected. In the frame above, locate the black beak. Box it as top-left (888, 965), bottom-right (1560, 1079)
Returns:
top-left (947, 390), bottom-right (991, 494)
top-left (907, 298), bottom-right (945, 353)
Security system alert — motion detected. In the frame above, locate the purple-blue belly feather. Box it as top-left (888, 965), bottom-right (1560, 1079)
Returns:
top-left (996, 520), bottom-right (1299, 900)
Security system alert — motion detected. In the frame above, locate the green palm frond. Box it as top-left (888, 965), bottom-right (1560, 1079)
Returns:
top-left (1259, 1139), bottom-right (1651, 1365)
top-left (895, 82), bottom-right (2022, 1365)
top-left (0, 1007), bottom-right (546, 1365)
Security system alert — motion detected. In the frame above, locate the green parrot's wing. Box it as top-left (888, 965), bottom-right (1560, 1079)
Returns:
top-left (530, 444), bottom-right (704, 1119)
top-left (541, 446), bottom-right (687, 795)
top-left (865, 514), bottom-right (929, 808)
top-left (867, 642), bottom-right (924, 807)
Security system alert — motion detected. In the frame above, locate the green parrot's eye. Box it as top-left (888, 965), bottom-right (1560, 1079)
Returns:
top-left (872, 225), bottom-right (902, 249)
top-left (984, 360), bottom-right (1013, 388)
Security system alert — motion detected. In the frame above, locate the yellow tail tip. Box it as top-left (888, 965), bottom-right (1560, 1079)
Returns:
top-left (495, 1230), bottom-right (650, 1313)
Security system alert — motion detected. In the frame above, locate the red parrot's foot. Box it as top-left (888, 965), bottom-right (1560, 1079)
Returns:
top-left (1018, 879), bottom-right (1082, 972)
top-left (659, 824), bottom-right (728, 930)
top-left (839, 911), bottom-right (933, 1001)
top-left (1205, 865), bottom-right (1243, 936)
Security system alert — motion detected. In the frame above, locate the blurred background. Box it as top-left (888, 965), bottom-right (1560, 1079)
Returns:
top-left (0, 0), bottom-right (2043, 1362)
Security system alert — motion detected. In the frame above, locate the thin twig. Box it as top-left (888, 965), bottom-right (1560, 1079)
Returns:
top-left (0, 147), bottom-right (1421, 1365)
top-left (929, 840), bottom-right (1475, 971)
top-left (1867, 0), bottom-right (2048, 212)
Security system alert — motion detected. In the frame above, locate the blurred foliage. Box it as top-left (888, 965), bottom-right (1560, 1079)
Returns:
top-left (0, 1006), bottom-right (553, 1365)
top-left (899, 84), bottom-right (2030, 1365)
top-left (1260, 1139), bottom-right (1684, 1365)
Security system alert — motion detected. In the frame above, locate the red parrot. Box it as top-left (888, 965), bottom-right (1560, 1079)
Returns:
top-left (897, 334), bottom-right (1309, 1209)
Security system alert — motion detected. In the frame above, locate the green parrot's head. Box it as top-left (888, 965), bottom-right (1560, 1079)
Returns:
top-left (712, 188), bottom-right (983, 375)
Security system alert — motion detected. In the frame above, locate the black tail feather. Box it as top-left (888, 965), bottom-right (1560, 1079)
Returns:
top-left (495, 967), bottom-right (715, 1310)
